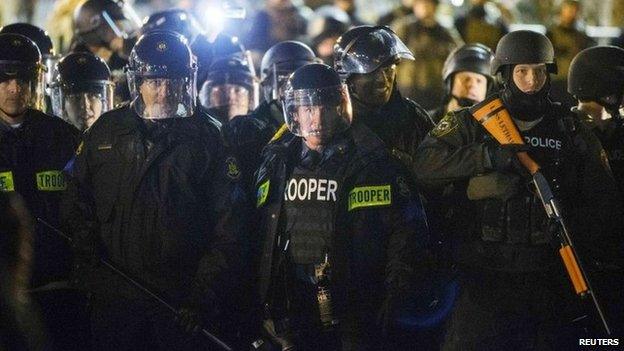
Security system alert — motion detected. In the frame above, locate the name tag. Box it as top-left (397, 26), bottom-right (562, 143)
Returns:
top-left (0, 171), bottom-right (15, 192)
top-left (36, 170), bottom-right (67, 191)
top-left (348, 185), bottom-right (392, 211)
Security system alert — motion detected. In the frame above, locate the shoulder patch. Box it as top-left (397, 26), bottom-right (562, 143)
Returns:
top-left (225, 157), bottom-right (241, 180)
top-left (431, 113), bottom-right (459, 138)
top-left (0, 171), bottom-right (15, 192)
top-left (348, 184), bottom-right (392, 211)
top-left (257, 179), bottom-right (270, 208)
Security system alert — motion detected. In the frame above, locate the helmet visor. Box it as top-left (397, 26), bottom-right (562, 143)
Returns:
top-left (0, 63), bottom-right (46, 112)
top-left (199, 80), bottom-right (259, 121)
top-left (335, 27), bottom-right (414, 75)
top-left (51, 82), bottom-right (114, 130)
top-left (101, 3), bottom-right (142, 39)
top-left (129, 76), bottom-right (196, 119)
top-left (283, 83), bottom-right (352, 138)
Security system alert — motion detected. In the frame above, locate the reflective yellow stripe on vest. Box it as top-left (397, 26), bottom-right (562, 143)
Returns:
top-left (36, 170), bottom-right (67, 191)
top-left (0, 171), bottom-right (15, 192)
top-left (348, 185), bottom-right (392, 211)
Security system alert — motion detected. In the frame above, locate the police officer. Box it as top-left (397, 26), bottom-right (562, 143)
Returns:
top-left (334, 25), bottom-right (434, 171)
top-left (219, 41), bottom-right (318, 192)
top-left (413, 30), bottom-right (621, 349)
top-left (453, 0), bottom-right (508, 51)
top-left (199, 56), bottom-right (259, 123)
top-left (430, 43), bottom-right (494, 123)
top-left (72, 0), bottom-right (142, 103)
top-left (50, 52), bottom-right (114, 131)
top-left (253, 63), bottom-right (429, 350)
top-left (254, 40), bottom-right (319, 136)
top-left (0, 33), bottom-right (83, 350)
top-left (567, 47), bottom-right (624, 335)
top-left (62, 31), bottom-right (249, 350)
top-left (141, 8), bottom-right (203, 43)
top-left (568, 46), bottom-right (624, 192)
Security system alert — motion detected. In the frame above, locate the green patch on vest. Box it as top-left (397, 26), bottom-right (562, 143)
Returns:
top-left (348, 185), bottom-right (392, 211)
top-left (0, 171), bottom-right (15, 192)
top-left (36, 170), bottom-right (67, 191)
top-left (257, 179), bottom-right (270, 207)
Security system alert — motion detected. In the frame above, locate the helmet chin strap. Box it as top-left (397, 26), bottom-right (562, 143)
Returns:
top-left (501, 68), bottom-right (551, 121)
top-left (451, 95), bottom-right (478, 108)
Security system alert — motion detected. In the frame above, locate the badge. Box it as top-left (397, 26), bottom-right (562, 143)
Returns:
top-left (225, 157), bottom-right (241, 180)
top-left (432, 113), bottom-right (459, 138)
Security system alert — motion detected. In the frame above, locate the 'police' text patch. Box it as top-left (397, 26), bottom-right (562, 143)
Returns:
top-left (348, 185), bottom-right (392, 211)
top-left (0, 171), bottom-right (15, 192)
top-left (36, 171), bottom-right (67, 191)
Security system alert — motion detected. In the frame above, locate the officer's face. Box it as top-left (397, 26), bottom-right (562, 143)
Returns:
top-left (64, 92), bottom-right (104, 130)
top-left (451, 71), bottom-right (488, 103)
top-left (512, 64), bottom-right (548, 94)
top-left (139, 78), bottom-right (180, 116)
top-left (0, 78), bottom-right (31, 118)
top-left (295, 105), bottom-right (337, 150)
top-left (349, 64), bottom-right (396, 107)
top-left (207, 84), bottom-right (251, 120)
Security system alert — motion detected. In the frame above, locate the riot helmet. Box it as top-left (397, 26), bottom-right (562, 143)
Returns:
top-left (333, 25), bottom-right (413, 79)
top-left (0, 34), bottom-right (46, 115)
top-left (126, 31), bottom-right (197, 119)
top-left (568, 46), bottom-right (624, 115)
top-left (282, 63), bottom-right (353, 147)
top-left (50, 52), bottom-right (114, 130)
top-left (442, 43), bottom-right (494, 107)
top-left (491, 30), bottom-right (557, 76)
top-left (0, 23), bottom-right (60, 88)
top-left (260, 41), bottom-right (318, 102)
top-left (493, 31), bottom-right (556, 119)
top-left (199, 56), bottom-right (258, 122)
top-left (141, 9), bottom-right (203, 43)
top-left (73, 0), bottom-right (141, 48)
top-left (191, 33), bottom-right (247, 91)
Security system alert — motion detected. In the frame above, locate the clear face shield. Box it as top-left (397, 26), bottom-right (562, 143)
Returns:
top-left (101, 3), bottom-right (142, 40)
top-left (199, 75), bottom-right (259, 121)
top-left (50, 82), bottom-right (114, 130)
top-left (335, 27), bottom-right (414, 75)
top-left (128, 74), bottom-right (197, 119)
top-left (283, 84), bottom-right (353, 145)
top-left (0, 63), bottom-right (46, 114)
top-left (263, 62), bottom-right (310, 102)
top-left (43, 55), bottom-right (61, 93)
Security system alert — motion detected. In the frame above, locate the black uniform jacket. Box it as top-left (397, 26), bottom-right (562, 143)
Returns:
top-left (62, 105), bottom-right (249, 308)
top-left (0, 109), bottom-right (80, 287)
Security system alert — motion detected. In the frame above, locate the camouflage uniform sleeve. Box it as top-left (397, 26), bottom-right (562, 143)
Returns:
top-left (413, 109), bottom-right (491, 190)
